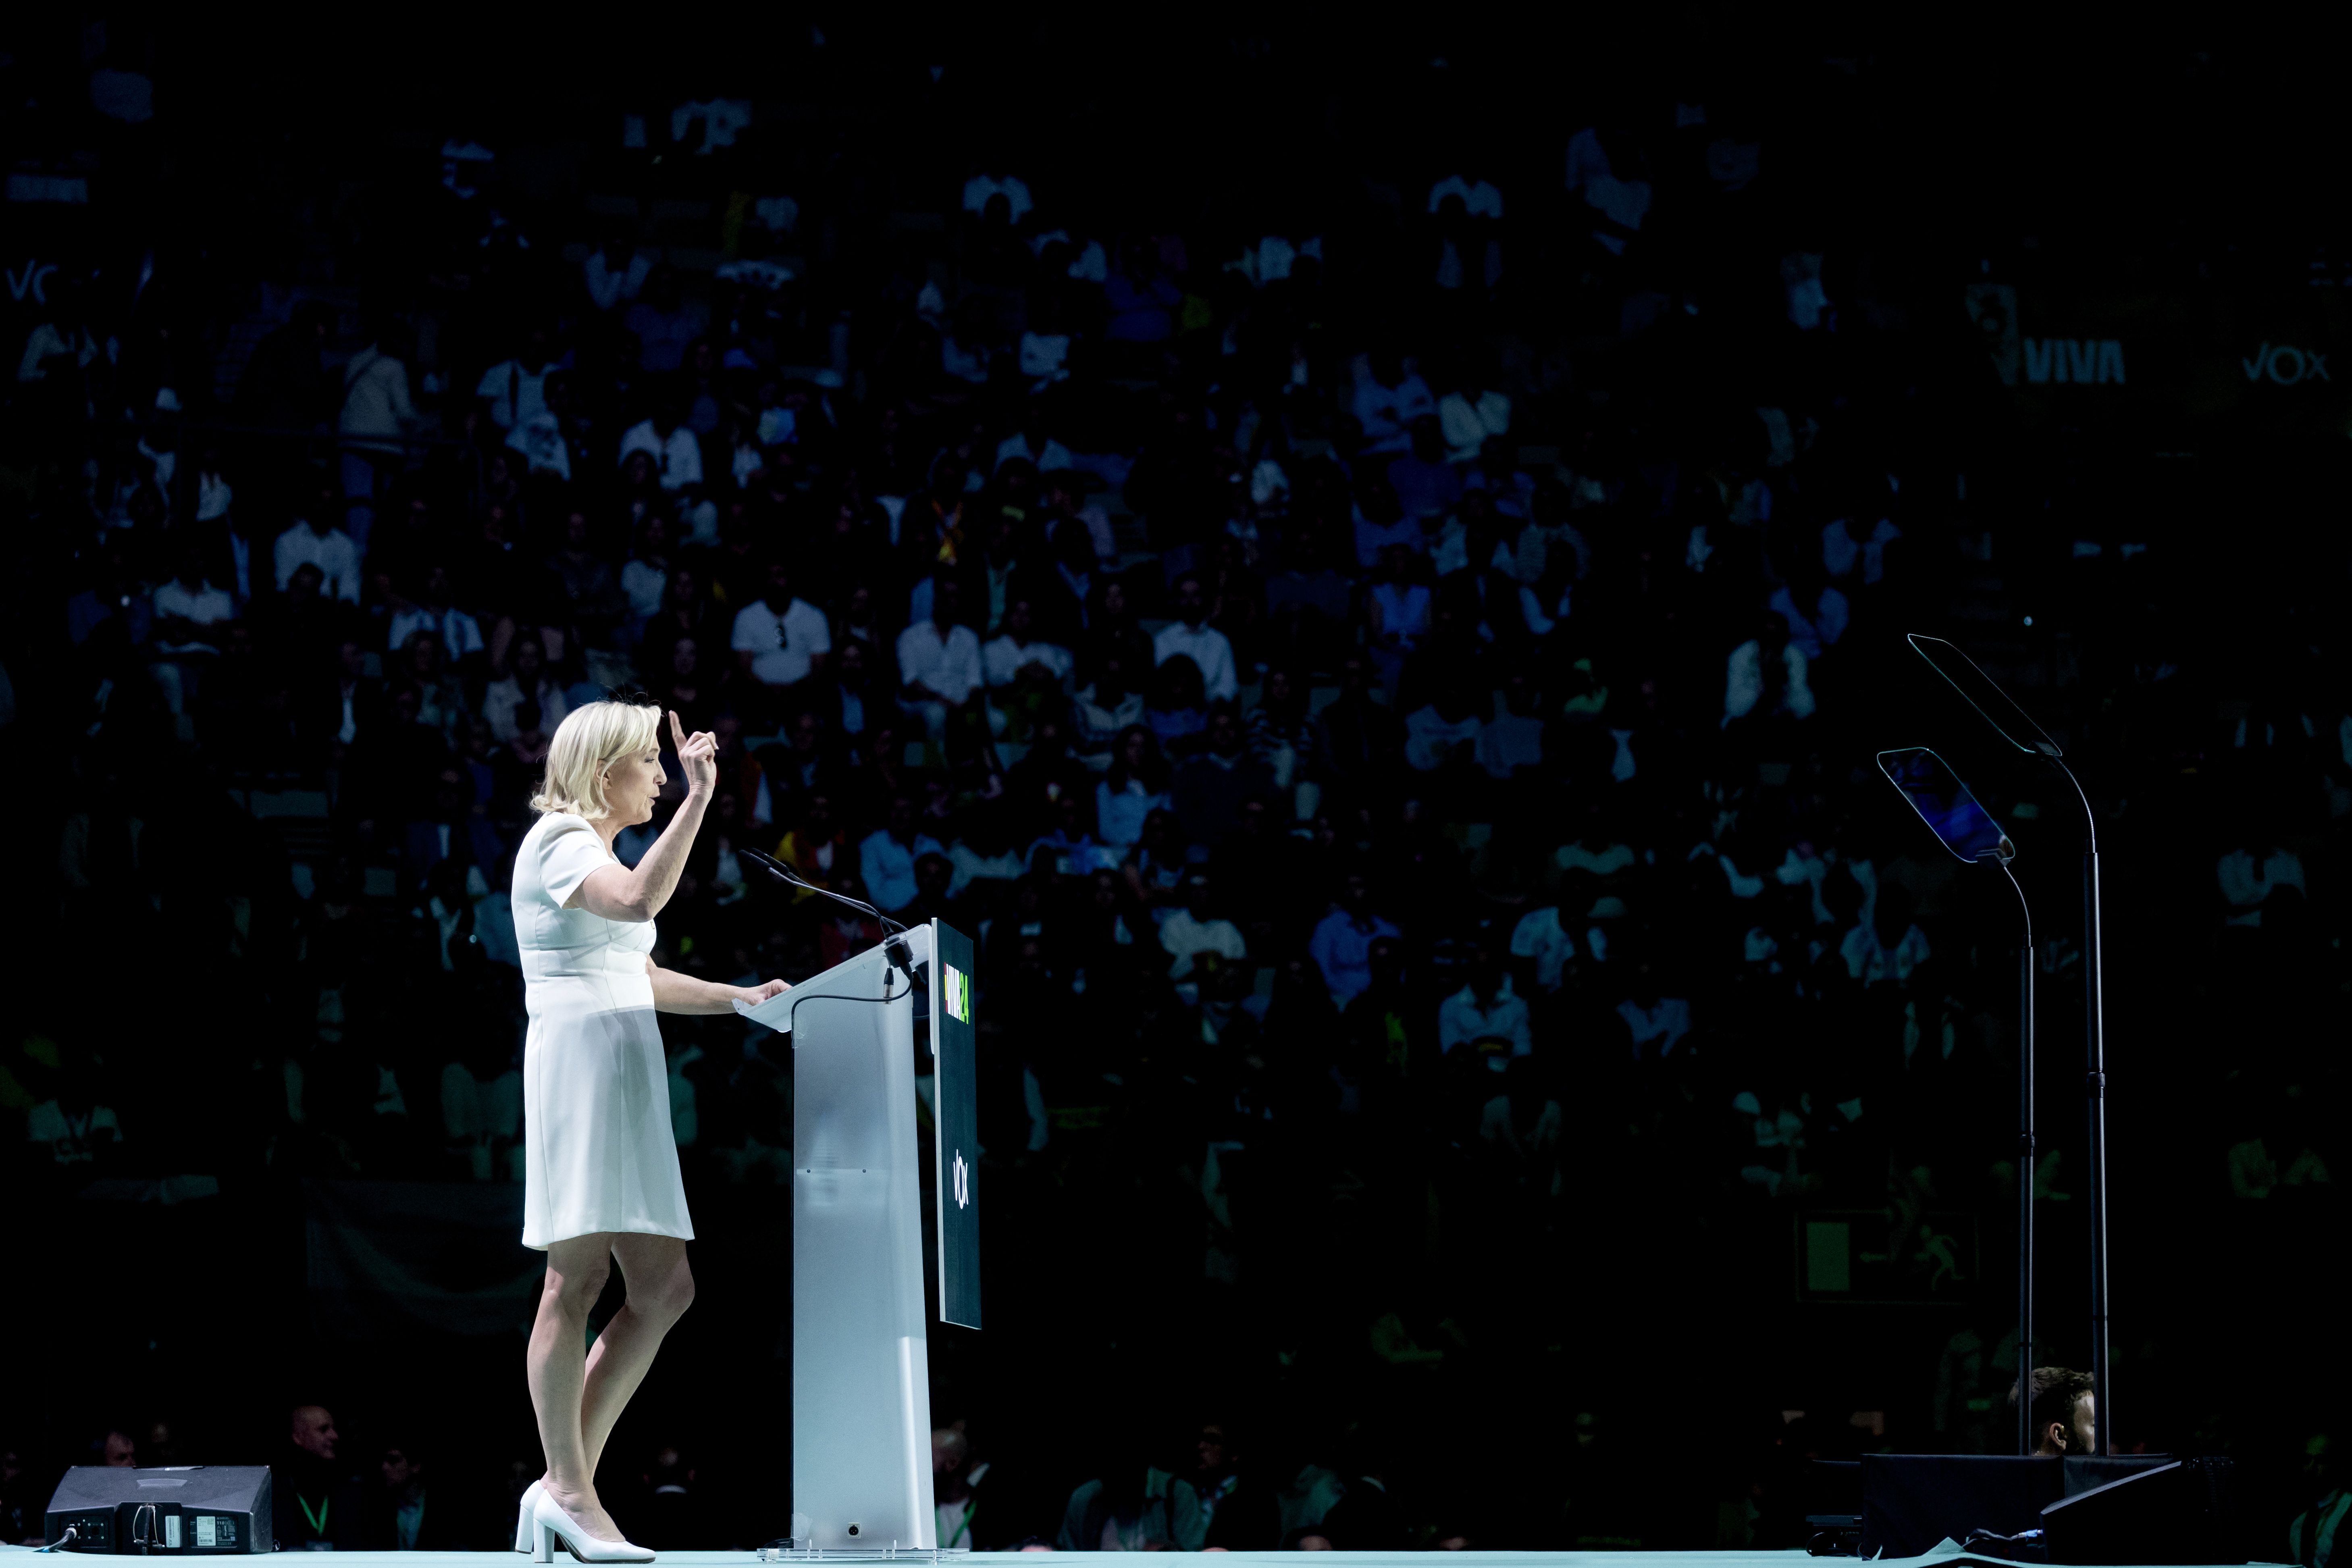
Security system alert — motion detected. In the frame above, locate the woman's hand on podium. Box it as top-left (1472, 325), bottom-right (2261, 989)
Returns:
top-left (739, 978), bottom-right (791, 1005)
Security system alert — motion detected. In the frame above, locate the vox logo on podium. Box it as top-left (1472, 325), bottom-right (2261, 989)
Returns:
top-left (943, 963), bottom-right (972, 1023)
top-left (952, 1152), bottom-right (970, 1208)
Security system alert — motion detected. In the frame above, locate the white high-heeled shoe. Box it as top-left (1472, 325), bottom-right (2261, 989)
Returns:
top-left (514, 1479), bottom-right (546, 1553)
top-left (529, 1489), bottom-right (654, 1564)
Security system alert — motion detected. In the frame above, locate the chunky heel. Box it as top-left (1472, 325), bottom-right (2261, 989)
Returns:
top-left (530, 1491), bottom-right (654, 1564)
top-left (516, 1480), bottom-right (545, 1553)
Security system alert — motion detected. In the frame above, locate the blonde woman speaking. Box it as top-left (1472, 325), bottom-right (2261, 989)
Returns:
top-left (508, 697), bottom-right (788, 1562)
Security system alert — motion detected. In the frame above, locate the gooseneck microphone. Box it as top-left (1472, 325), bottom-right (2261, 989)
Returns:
top-left (742, 847), bottom-right (916, 980)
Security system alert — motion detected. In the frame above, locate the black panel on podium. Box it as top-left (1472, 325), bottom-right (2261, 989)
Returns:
top-left (930, 919), bottom-right (981, 1329)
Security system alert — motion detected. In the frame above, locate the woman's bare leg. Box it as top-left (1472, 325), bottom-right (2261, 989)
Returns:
top-left (581, 1235), bottom-right (696, 1478)
top-left (526, 1234), bottom-right (628, 1541)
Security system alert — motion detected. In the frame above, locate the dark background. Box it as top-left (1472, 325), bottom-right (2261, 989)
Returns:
top-left (0, 11), bottom-right (2344, 1555)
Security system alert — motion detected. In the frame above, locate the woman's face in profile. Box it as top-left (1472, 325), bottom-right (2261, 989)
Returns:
top-left (602, 743), bottom-right (666, 828)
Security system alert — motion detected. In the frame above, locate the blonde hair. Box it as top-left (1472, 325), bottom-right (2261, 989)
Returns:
top-left (530, 700), bottom-right (663, 819)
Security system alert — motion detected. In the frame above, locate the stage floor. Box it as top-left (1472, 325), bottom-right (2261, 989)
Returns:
top-left (0, 1551), bottom-right (2236, 1567)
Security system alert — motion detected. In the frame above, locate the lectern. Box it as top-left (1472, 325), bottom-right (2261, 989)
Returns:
top-left (735, 919), bottom-right (979, 1553)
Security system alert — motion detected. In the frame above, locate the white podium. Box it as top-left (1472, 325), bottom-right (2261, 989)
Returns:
top-left (735, 919), bottom-right (976, 1554)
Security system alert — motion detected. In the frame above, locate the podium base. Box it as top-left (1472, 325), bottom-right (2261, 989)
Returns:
top-left (757, 1547), bottom-right (969, 1562)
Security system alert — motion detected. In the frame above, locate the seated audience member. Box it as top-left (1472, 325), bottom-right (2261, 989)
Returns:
top-left (1437, 947), bottom-right (1533, 1073)
top-left (1723, 617), bottom-right (1815, 726)
top-left (2288, 1440), bottom-right (2348, 1568)
top-left (401, 765), bottom-right (509, 896)
top-left (1144, 655), bottom-right (1209, 750)
top-left (981, 597), bottom-right (1073, 690)
top-left (150, 541), bottom-right (238, 714)
top-left (1096, 726), bottom-right (1170, 849)
top-left (933, 1428), bottom-right (987, 1550)
top-left (482, 635), bottom-right (569, 742)
top-left (1057, 1458), bottom-right (1182, 1552)
top-left (1073, 653), bottom-right (1147, 763)
top-left (273, 1406), bottom-right (360, 1550)
top-left (1387, 416), bottom-right (1464, 520)
top-left (1768, 571), bottom-right (1850, 661)
top-left (732, 559), bottom-right (833, 713)
top-left (1171, 1421), bottom-right (1281, 1551)
top-left (387, 563), bottom-right (488, 668)
top-left (348, 1440), bottom-right (464, 1550)
top-left (1170, 703), bottom-right (1274, 846)
top-left (1822, 515), bottom-right (1901, 585)
top-left (274, 489), bottom-right (363, 603)
top-left (2023, 1366), bottom-right (2097, 1456)
top-left (860, 795), bottom-right (947, 916)
top-left (1159, 872), bottom-right (1247, 991)
top-left (1366, 547), bottom-right (1432, 694)
top-left (1310, 873), bottom-right (1404, 1006)
top-left (1507, 903), bottom-right (1578, 994)
top-left (897, 576), bottom-right (985, 740)
top-left (1152, 573), bottom-right (1238, 703)
top-left (1438, 374), bottom-right (1512, 465)
top-left (1351, 349), bottom-right (1435, 456)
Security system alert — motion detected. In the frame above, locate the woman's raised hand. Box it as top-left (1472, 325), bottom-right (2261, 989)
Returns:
top-left (670, 709), bottom-right (719, 797)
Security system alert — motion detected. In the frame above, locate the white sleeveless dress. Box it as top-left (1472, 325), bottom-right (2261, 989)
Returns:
top-left (512, 811), bottom-right (694, 1250)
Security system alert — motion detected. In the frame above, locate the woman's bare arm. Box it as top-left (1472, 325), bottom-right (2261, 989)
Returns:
top-left (568, 712), bottom-right (715, 922)
top-left (649, 963), bottom-right (788, 1016)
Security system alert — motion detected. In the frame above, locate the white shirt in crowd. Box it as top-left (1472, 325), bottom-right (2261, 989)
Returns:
top-left (152, 579), bottom-right (236, 653)
top-left (1152, 620), bottom-right (1238, 704)
top-left (1839, 923), bottom-right (1930, 987)
top-left (2217, 847), bottom-right (2306, 925)
top-left (1018, 333), bottom-right (1071, 381)
top-left (982, 634), bottom-right (1073, 689)
top-left (1823, 518), bottom-right (1902, 585)
top-left (476, 359), bottom-right (557, 430)
top-left (483, 677), bottom-right (569, 743)
top-left (621, 558), bottom-right (668, 619)
top-left (388, 604), bottom-right (487, 660)
top-left (1438, 979), bottom-right (1533, 1069)
top-left (1159, 909), bottom-right (1247, 981)
top-left (1438, 389), bottom-right (1512, 463)
top-left (1428, 175), bottom-right (1505, 218)
top-left (584, 249), bottom-right (653, 311)
top-left (995, 431), bottom-right (1073, 472)
top-left (1618, 997), bottom-right (1693, 1054)
top-left (618, 420), bottom-right (704, 490)
top-left (897, 620), bottom-right (985, 707)
top-left (1723, 639), bottom-right (1816, 724)
top-left (1404, 705), bottom-right (1483, 771)
top-left (1508, 906), bottom-right (1577, 992)
top-left (339, 345), bottom-right (417, 447)
top-left (274, 522), bottom-right (363, 603)
top-left (507, 415), bottom-right (572, 481)
top-left (17, 322), bottom-right (100, 383)
top-left (672, 98), bottom-right (751, 152)
top-left (731, 596), bottom-right (833, 687)
top-left (962, 173), bottom-right (1034, 223)
top-left (1564, 127), bottom-right (1653, 252)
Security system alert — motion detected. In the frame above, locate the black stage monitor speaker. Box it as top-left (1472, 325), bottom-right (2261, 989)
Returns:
top-left (2042, 1458), bottom-right (2242, 1566)
top-left (45, 1466), bottom-right (274, 1553)
top-left (1860, 1455), bottom-right (2177, 1559)
top-left (1862, 1456), bottom-right (2061, 1559)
